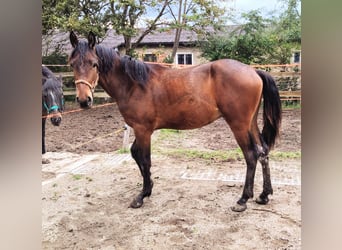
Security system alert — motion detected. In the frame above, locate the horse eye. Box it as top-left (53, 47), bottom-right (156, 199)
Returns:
top-left (93, 63), bottom-right (98, 68)
top-left (69, 63), bottom-right (73, 68)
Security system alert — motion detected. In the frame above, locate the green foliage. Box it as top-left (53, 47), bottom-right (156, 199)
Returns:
top-left (42, 52), bottom-right (69, 72)
top-left (42, 0), bottom-right (107, 38)
top-left (201, 10), bottom-right (277, 64)
top-left (163, 55), bottom-right (174, 64)
top-left (42, 0), bottom-right (228, 56)
top-left (200, 0), bottom-right (301, 64)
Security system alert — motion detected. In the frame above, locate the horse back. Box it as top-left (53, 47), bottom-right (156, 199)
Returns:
top-left (141, 64), bottom-right (221, 129)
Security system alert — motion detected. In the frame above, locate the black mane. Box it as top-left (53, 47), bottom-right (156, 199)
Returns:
top-left (120, 55), bottom-right (150, 87)
top-left (42, 66), bottom-right (62, 92)
top-left (95, 45), bottom-right (117, 75)
top-left (70, 40), bottom-right (89, 62)
top-left (95, 44), bottom-right (150, 87)
top-left (71, 41), bottom-right (151, 87)
top-left (42, 66), bottom-right (56, 84)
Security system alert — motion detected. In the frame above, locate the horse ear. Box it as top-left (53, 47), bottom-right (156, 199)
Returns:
top-left (70, 31), bottom-right (78, 48)
top-left (88, 31), bottom-right (96, 49)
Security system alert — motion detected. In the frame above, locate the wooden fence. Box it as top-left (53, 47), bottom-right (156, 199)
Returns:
top-left (44, 63), bottom-right (301, 103)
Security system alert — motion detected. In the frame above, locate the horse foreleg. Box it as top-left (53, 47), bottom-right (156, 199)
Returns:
top-left (129, 135), bottom-right (153, 208)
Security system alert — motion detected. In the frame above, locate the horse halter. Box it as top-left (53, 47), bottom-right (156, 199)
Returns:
top-left (74, 73), bottom-right (99, 92)
top-left (43, 91), bottom-right (64, 114)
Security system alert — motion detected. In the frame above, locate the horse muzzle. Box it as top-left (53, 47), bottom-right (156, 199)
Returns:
top-left (50, 114), bottom-right (62, 126)
top-left (77, 96), bottom-right (93, 108)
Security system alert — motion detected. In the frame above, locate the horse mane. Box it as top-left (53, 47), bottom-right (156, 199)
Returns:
top-left (42, 66), bottom-right (56, 85)
top-left (95, 44), bottom-right (150, 87)
top-left (70, 40), bottom-right (89, 61)
top-left (71, 42), bottom-right (150, 87)
top-left (94, 45), bottom-right (117, 75)
top-left (120, 55), bottom-right (150, 87)
top-left (42, 66), bottom-right (62, 91)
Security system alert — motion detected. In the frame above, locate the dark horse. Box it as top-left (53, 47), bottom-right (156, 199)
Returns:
top-left (42, 65), bottom-right (64, 154)
top-left (69, 31), bottom-right (281, 212)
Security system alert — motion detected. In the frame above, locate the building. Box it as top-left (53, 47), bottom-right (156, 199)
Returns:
top-left (42, 26), bottom-right (240, 66)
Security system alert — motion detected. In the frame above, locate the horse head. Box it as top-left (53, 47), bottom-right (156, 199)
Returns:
top-left (69, 31), bottom-right (99, 108)
top-left (42, 76), bottom-right (64, 126)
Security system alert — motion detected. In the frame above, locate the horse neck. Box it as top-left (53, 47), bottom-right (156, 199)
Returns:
top-left (99, 61), bottom-right (134, 102)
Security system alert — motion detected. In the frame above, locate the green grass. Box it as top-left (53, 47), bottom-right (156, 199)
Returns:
top-left (72, 174), bottom-right (82, 180)
top-left (156, 147), bottom-right (300, 161)
top-left (281, 101), bottom-right (301, 109)
top-left (270, 150), bottom-right (301, 159)
top-left (116, 148), bottom-right (130, 154)
top-left (158, 148), bottom-right (243, 162)
top-left (158, 129), bottom-right (182, 140)
top-left (152, 127), bottom-right (301, 161)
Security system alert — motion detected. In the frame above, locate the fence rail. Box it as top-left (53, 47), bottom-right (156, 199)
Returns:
top-left (279, 90), bottom-right (301, 102)
top-left (44, 63), bottom-right (301, 103)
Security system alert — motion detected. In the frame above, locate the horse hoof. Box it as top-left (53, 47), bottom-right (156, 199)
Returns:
top-left (255, 196), bottom-right (269, 205)
top-left (42, 158), bottom-right (50, 164)
top-left (231, 203), bottom-right (247, 212)
top-left (130, 199), bottom-right (143, 208)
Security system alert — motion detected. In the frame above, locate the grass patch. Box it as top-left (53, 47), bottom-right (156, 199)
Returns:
top-left (72, 174), bottom-right (82, 180)
top-left (116, 148), bottom-right (130, 154)
top-left (157, 129), bottom-right (182, 140)
top-left (270, 151), bottom-right (301, 159)
top-left (281, 101), bottom-right (301, 109)
top-left (160, 148), bottom-right (243, 162)
top-left (157, 147), bottom-right (300, 161)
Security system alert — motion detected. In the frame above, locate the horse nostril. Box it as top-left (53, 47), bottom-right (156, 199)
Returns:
top-left (87, 96), bottom-right (93, 106)
top-left (51, 116), bottom-right (62, 126)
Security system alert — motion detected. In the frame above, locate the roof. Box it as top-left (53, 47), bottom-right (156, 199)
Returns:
top-left (42, 25), bottom-right (241, 55)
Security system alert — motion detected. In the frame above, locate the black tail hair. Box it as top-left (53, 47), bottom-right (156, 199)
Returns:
top-left (256, 70), bottom-right (282, 149)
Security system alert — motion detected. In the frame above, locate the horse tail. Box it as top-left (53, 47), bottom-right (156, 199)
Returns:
top-left (256, 70), bottom-right (282, 149)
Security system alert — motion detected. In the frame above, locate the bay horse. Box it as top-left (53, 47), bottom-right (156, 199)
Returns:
top-left (69, 31), bottom-right (281, 212)
top-left (42, 65), bottom-right (64, 154)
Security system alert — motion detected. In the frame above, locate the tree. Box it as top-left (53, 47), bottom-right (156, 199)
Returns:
top-left (42, 0), bottom-right (171, 55)
top-left (271, 0), bottom-right (301, 63)
top-left (42, 0), bottom-right (230, 57)
top-left (200, 0), bottom-right (301, 64)
top-left (201, 10), bottom-right (275, 64)
top-left (42, 0), bottom-right (108, 38)
top-left (103, 0), bottom-right (171, 56)
top-left (165, 0), bottom-right (228, 63)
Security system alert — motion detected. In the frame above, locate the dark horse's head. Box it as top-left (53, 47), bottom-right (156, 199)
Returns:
top-left (69, 31), bottom-right (99, 108)
top-left (42, 66), bottom-right (64, 126)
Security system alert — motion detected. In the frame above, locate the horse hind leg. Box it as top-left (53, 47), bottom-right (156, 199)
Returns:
top-left (255, 137), bottom-right (273, 205)
top-left (230, 130), bottom-right (259, 212)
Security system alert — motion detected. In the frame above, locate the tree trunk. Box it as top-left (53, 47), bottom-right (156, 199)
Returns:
top-left (171, 28), bottom-right (182, 63)
top-left (124, 36), bottom-right (133, 56)
top-left (170, 0), bottom-right (187, 63)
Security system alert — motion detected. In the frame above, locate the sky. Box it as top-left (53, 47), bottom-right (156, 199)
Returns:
top-left (229, 0), bottom-right (282, 14)
top-left (224, 0), bottom-right (301, 24)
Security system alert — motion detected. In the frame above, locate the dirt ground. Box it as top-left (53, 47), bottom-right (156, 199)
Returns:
top-left (42, 101), bottom-right (301, 249)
